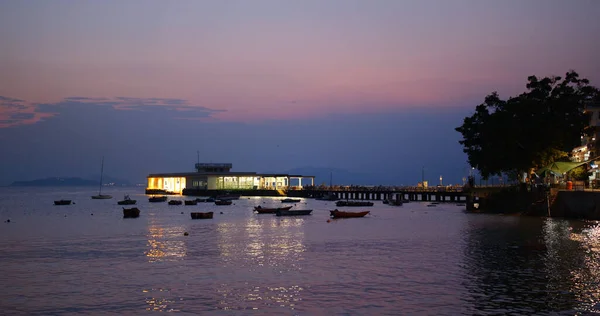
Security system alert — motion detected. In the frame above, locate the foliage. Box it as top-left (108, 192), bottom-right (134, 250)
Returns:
top-left (569, 165), bottom-right (590, 181)
top-left (456, 71), bottom-right (599, 180)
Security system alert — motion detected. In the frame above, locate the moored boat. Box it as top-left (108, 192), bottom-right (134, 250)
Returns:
top-left (117, 195), bottom-right (136, 205)
top-left (91, 156), bottom-right (112, 199)
top-left (216, 194), bottom-right (241, 201)
top-left (388, 200), bottom-right (403, 206)
top-left (281, 198), bottom-right (301, 203)
top-left (54, 199), bottom-right (72, 205)
top-left (191, 212), bottom-right (214, 219)
top-left (168, 200), bottom-right (183, 205)
top-left (123, 207), bottom-right (140, 218)
top-left (275, 209), bottom-right (312, 216)
top-left (184, 200), bottom-right (198, 205)
top-left (315, 193), bottom-right (339, 201)
top-left (335, 201), bottom-right (374, 207)
top-left (254, 205), bottom-right (293, 214)
top-left (215, 200), bottom-right (233, 205)
top-left (330, 209), bottom-right (370, 218)
top-left (149, 196), bottom-right (168, 203)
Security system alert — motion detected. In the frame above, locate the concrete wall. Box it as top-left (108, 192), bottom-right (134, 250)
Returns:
top-left (551, 191), bottom-right (600, 220)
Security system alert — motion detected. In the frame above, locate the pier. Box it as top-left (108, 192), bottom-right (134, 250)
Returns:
top-left (288, 187), bottom-right (468, 203)
top-left (177, 186), bottom-right (469, 203)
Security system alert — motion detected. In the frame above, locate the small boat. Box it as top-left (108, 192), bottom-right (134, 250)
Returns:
top-left (54, 199), bottom-right (72, 205)
top-left (117, 195), bottom-right (136, 205)
top-left (427, 204), bottom-right (437, 207)
top-left (184, 200), bottom-right (198, 205)
top-left (216, 194), bottom-right (241, 201)
top-left (275, 209), bottom-right (312, 216)
top-left (123, 207), bottom-right (140, 218)
top-left (388, 200), bottom-right (403, 206)
top-left (168, 200), bottom-right (183, 205)
top-left (382, 200), bottom-right (389, 204)
top-left (281, 198), bottom-right (301, 203)
top-left (330, 209), bottom-right (370, 218)
top-left (315, 193), bottom-right (339, 201)
top-left (149, 196), bottom-right (168, 203)
top-left (91, 156), bottom-right (112, 199)
top-left (335, 201), bottom-right (374, 207)
top-left (456, 203), bottom-right (466, 207)
top-left (191, 212), bottom-right (214, 219)
top-left (254, 205), bottom-right (293, 214)
top-left (215, 200), bottom-right (233, 205)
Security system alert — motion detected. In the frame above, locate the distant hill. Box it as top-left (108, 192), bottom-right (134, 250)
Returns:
top-left (11, 175), bottom-right (133, 187)
top-left (11, 177), bottom-right (98, 187)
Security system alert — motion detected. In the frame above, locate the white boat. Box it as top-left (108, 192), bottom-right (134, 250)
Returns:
top-left (91, 156), bottom-right (112, 199)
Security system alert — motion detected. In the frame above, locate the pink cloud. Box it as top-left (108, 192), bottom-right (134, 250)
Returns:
top-left (0, 96), bottom-right (57, 128)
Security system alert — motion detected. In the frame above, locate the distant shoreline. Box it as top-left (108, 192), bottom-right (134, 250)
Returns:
top-left (9, 177), bottom-right (133, 187)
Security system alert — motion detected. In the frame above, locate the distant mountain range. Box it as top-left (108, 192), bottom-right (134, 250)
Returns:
top-left (10, 175), bottom-right (133, 187)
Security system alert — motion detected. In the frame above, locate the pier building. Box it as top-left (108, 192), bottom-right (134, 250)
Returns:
top-left (146, 163), bottom-right (314, 195)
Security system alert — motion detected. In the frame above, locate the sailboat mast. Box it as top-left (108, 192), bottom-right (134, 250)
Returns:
top-left (99, 156), bottom-right (104, 194)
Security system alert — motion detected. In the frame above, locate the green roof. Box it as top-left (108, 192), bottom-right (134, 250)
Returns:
top-left (537, 161), bottom-right (588, 175)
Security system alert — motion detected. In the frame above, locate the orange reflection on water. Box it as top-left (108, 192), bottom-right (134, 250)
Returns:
top-left (145, 224), bottom-right (187, 263)
top-left (544, 219), bottom-right (600, 313)
top-left (216, 284), bottom-right (304, 311)
top-left (142, 288), bottom-right (180, 312)
top-left (216, 215), bottom-right (308, 271)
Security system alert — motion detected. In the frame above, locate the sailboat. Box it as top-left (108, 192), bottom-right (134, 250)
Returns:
top-left (91, 156), bottom-right (112, 199)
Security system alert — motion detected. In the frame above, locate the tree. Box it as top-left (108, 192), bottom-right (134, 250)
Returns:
top-left (456, 71), bottom-right (599, 180)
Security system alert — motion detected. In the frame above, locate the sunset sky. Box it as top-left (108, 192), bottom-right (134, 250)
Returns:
top-left (1, 0), bottom-right (599, 185)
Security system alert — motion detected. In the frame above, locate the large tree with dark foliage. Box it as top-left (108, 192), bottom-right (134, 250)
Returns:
top-left (456, 71), bottom-right (599, 180)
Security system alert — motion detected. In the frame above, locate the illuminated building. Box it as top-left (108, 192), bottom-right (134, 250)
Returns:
top-left (146, 163), bottom-right (314, 195)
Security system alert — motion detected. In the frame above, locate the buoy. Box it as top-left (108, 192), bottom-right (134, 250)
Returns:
top-left (184, 232), bottom-right (189, 236)
top-left (220, 212), bottom-right (223, 214)
top-left (327, 219), bottom-right (331, 223)
top-left (181, 212), bottom-right (183, 214)
top-left (5, 219), bottom-right (10, 223)
top-left (91, 213), bottom-right (94, 216)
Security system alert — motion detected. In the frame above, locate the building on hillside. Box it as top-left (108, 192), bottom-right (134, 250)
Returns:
top-left (570, 103), bottom-right (600, 186)
top-left (146, 163), bottom-right (315, 194)
top-left (582, 103), bottom-right (600, 158)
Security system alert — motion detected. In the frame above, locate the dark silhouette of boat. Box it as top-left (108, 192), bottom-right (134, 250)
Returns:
top-left (184, 200), bottom-right (198, 205)
top-left (330, 209), bottom-right (370, 218)
top-left (54, 200), bottom-right (72, 205)
top-left (336, 201), bottom-right (374, 207)
top-left (215, 200), bottom-right (232, 205)
top-left (91, 156), bottom-right (112, 200)
top-left (117, 195), bottom-right (136, 205)
top-left (149, 196), bottom-right (168, 203)
top-left (254, 205), bottom-right (293, 214)
top-left (123, 207), bottom-right (140, 218)
top-left (275, 209), bottom-right (312, 216)
top-left (315, 193), bottom-right (339, 201)
top-left (191, 212), bottom-right (214, 219)
top-left (215, 194), bottom-right (241, 201)
top-left (281, 198), bottom-right (301, 203)
top-left (168, 200), bottom-right (183, 205)
top-left (387, 199), bottom-right (403, 206)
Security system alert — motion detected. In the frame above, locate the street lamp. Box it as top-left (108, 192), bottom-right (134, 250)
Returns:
top-left (439, 175), bottom-right (443, 186)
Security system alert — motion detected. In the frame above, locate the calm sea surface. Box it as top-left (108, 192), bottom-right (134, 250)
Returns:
top-left (1, 187), bottom-right (600, 315)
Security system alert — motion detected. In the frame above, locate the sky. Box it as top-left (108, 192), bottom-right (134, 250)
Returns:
top-left (1, 0), bottom-right (599, 186)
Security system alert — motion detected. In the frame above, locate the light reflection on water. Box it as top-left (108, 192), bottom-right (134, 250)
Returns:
top-left (144, 222), bottom-right (187, 263)
top-left (2, 188), bottom-right (600, 314)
